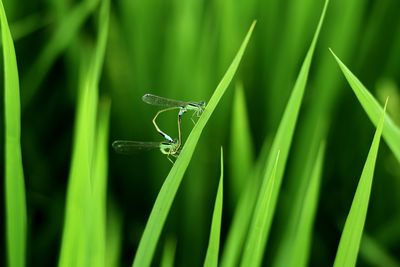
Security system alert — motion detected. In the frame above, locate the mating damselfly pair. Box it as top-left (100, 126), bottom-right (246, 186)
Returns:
top-left (112, 94), bottom-right (206, 162)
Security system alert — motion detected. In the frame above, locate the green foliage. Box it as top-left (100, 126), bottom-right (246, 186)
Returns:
top-left (2, 0), bottom-right (400, 266)
top-left (333, 101), bottom-right (387, 267)
top-left (203, 148), bottom-right (224, 267)
top-left (1, 1), bottom-right (27, 266)
top-left (132, 21), bottom-right (256, 267)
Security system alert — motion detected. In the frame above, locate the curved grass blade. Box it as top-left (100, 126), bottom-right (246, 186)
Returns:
top-left (240, 151), bottom-right (280, 267)
top-left (240, 1), bottom-right (328, 266)
top-left (330, 49), bottom-right (400, 163)
top-left (333, 100), bottom-right (387, 267)
top-left (21, 0), bottom-right (100, 109)
top-left (1, 1), bottom-right (27, 266)
top-left (272, 140), bottom-right (326, 267)
top-left (132, 21), bottom-right (256, 267)
top-left (204, 148), bottom-right (224, 267)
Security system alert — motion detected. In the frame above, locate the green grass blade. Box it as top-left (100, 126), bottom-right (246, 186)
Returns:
top-left (360, 234), bottom-right (400, 267)
top-left (21, 0), bottom-right (100, 108)
top-left (91, 98), bottom-right (111, 267)
top-left (333, 101), bottom-right (387, 267)
top-left (330, 49), bottom-right (400, 163)
top-left (240, 2), bottom-right (328, 266)
top-left (229, 82), bottom-right (254, 202)
top-left (58, 0), bottom-right (109, 265)
top-left (160, 236), bottom-right (177, 267)
top-left (240, 151), bottom-right (280, 267)
top-left (10, 13), bottom-right (50, 41)
top-left (220, 138), bottom-right (271, 267)
top-left (1, 1), bottom-right (27, 266)
top-left (203, 148), bottom-right (224, 267)
top-left (272, 140), bottom-right (326, 267)
top-left (132, 21), bottom-right (256, 267)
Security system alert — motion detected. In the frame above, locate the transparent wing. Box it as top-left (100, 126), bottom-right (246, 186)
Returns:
top-left (142, 93), bottom-right (188, 107)
top-left (112, 140), bottom-right (160, 154)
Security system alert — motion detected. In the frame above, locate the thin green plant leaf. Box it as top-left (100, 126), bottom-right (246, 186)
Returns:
top-left (330, 49), bottom-right (400, 162)
top-left (204, 148), bottom-right (224, 267)
top-left (58, 0), bottom-right (109, 266)
top-left (92, 98), bottom-right (111, 267)
top-left (132, 21), bottom-right (256, 267)
top-left (240, 150), bottom-right (280, 267)
top-left (10, 13), bottom-right (51, 41)
top-left (160, 236), bottom-right (177, 267)
top-left (21, 0), bottom-right (100, 109)
top-left (229, 82), bottom-right (254, 202)
top-left (272, 139), bottom-right (326, 267)
top-left (240, 1), bottom-right (328, 266)
top-left (333, 100), bottom-right (387, 267)
top-left (220, 137), bottom-right (271, 267)
top-left (1, 0), bottom-right (27, 266)
top-left (359, 233), bottom-right (400, 267)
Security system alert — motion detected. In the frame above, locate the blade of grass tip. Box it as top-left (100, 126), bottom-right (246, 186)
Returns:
top-left (360, 233), bottom-right (400, 267)
top-left (106, 203), bottom-right (123, 267)
top-left (229, 82), bottom-right (255, 203)
top-left (160, 236), bottom-right (177, 267)
top-left (220, 138), bottom-right (272, 267)
top-left (1, 1), bottom-right (27, 266)
top-left (272, 139), bottom-right (326, 267)
top-left (132, 21), bottom-right (256, 267)
top-left (240, 150), bottom-right (280, 267)
top-left (240, 1), bottom-right (328, 266)
top-left (92, 98), bottom-right (111, 267)
top-left (330, 49), bottom-right (400, 163)
top-left (204, 147), bottom-right (224, 267)
top-left (21, 0), bottom-right (100, 109)
top-left (333, 100), bottom-right (387, 267)
top-left (59, 0), bottom-right (109, 264)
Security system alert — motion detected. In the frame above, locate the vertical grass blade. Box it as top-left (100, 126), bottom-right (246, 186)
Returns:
top-left (58, 0), bottom-right (109, 266)
top-left (330, 49), bottom-right (400, 163)
top-left (91, 98), bottom-right (111, 267)
top-left (160, 237), bottom-right (177, 267)
top-left (229, 82), bottom-right (254, 202)
top-left (132, 21), bottom-right (256, 267)
top-left (1, 1), bottom-right (27, 266)
top-left (272, 139), bottom-right (326, 267)
top-left (333, 101), bottom-right (387, 267)
top-left (240, 2), bottom-right (328, 266)
top-left (203, 148), bottom-right (224, 267)
top-left (220, 139), bottom-right (271, 267)
top-left (21, 0), bottom-right (100, 108)
top-left (240, 151), bottom-right (280, 267)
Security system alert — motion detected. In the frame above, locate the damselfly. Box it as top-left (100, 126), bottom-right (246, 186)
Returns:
top-left (142, 93), bottom-right (205, 143)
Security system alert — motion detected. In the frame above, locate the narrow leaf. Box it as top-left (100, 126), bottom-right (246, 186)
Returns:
top-left (1, 1), bottom-right (27, 266)
top-left (240, 1), bottom-right (329, 266)
top-left (330, 49), bottom-right (400, 162)
top-left (333, 101), bottom-right (387, 267)
top-left (132, 21), bottom-right (256, 267)
top-left (240, 151), bottom-right (280, 267)
top-left (160, 237), bottom-right (177, 267)
top-left (204, 148), bottom-right (224, 267)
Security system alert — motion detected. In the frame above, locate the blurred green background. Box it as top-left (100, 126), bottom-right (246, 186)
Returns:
top-left (1, 0), bottom-right (400, 266)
